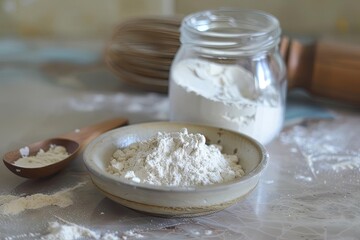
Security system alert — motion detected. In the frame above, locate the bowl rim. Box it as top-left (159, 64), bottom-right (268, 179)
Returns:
top-left (83, 122), bottom-right (268, 192)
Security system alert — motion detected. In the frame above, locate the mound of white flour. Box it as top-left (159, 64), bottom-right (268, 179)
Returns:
top-left (107, 128), bottom-right (244, 186)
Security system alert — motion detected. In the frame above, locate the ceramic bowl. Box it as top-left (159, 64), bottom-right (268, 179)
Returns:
top-left (83, 122), bottom-right (268, 217)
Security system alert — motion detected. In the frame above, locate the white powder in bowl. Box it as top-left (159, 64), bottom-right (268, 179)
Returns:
top-left (14, 144), bottom-right (69, 168)
top-left (107, 128), bottom-right (244, 186)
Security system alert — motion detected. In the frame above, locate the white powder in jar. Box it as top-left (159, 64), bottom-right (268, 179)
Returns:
top-left (107, 128), bottom-right (244, 186)
top-left (169, 58), bottom-right (284, 144)
top-left (14, 144), bottom-right (69, 168)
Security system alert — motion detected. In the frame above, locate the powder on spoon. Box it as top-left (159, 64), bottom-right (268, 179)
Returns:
top-left (14, 144), bottom-right (69, 168)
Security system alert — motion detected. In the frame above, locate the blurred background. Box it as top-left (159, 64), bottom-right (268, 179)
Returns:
top-left (1, 0), bottom-right (359, 105)
top-left (0, 0), bottom-right (359, 39)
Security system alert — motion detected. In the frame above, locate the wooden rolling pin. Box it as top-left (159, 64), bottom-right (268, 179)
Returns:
top-left (282, 36), bottom-right (360, 106)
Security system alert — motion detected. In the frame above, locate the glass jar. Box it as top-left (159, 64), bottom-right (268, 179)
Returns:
top-left (169, 9), bottom-right (287, 145)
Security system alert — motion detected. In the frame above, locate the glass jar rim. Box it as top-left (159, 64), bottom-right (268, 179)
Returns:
top-left (180, 9), bottom-right (281, 55)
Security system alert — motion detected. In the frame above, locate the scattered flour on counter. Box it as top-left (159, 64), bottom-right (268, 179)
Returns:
top-left (107, 128), bottom-right (244, 186)
top-left (14, 144), bottom-right (69, 168)
top-left (41, 218), bottom-right (143, 240)
top-left (121, 230), bottom-right (144, 239)
top-left (42, 220), bottom-right (100, 240)
top-left (0, 195), bottom-right (18, 205)
top-left (4, 232), bottom-right (41, 240)
top-left (101, 232), bottom-right (121, 240)
top-left (0, 182), bottom-right (86, 215)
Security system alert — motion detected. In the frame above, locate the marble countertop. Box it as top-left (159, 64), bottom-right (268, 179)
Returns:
top-left (0, 39), bottom-right (359, 240)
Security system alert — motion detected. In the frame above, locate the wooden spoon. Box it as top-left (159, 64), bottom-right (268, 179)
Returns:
top-left (3, 117), bottom-right (128, 179)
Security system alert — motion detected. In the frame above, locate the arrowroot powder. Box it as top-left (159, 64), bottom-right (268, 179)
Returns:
top-left (169, 59), bottom-right (284, 145)
top-left (107, 128), bottom-right (244, 186)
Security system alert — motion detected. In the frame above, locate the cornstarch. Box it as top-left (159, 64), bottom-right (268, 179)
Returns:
top-left (14, 144), bottom-right (69, 168)
top-left (107, 128), bottom-right (244, 186)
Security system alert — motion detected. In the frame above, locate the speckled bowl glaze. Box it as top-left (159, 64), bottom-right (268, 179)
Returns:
top-left (83, 122), bottom-right (268, 217)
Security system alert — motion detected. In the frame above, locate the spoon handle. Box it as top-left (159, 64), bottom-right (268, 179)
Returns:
top-left (59, 118), bottom-right (128, 149)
